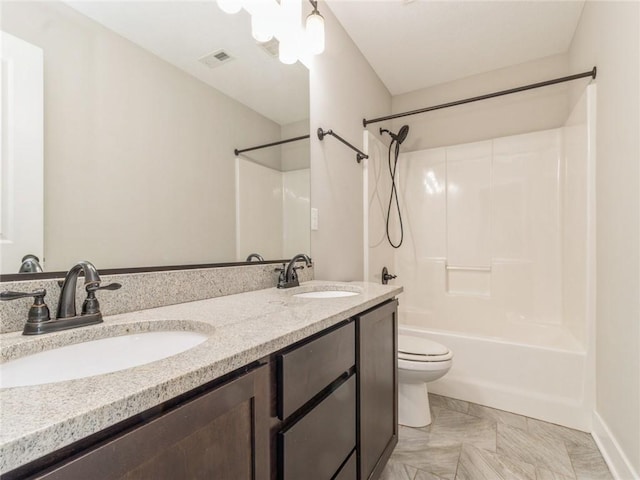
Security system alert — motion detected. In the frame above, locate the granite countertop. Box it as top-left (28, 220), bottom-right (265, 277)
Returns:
top-left (0, 280), bottom-right (402, 474)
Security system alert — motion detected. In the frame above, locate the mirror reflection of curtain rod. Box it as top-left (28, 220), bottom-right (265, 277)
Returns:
top-left (234, 134), bottom-right (310, 156)
top-left (363, 67), bottom-right (597, 126)
top-left (317, 128), bottom-right (369, 163)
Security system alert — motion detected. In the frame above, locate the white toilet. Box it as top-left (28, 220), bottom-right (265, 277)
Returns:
top-left (397, 334), bottom-right (453, 427)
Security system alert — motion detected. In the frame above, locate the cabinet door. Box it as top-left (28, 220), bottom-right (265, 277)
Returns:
top-left (36, 365), bottom-right (270, 480)
top-left (357, 300), bottom-right (398, 480)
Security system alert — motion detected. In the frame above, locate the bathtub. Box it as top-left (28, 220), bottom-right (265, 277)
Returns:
top-left (399, 318), bottom-right (593, 431)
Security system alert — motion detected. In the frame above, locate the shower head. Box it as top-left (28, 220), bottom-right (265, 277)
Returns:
top-left (379, 125), bottom-right (410, 145)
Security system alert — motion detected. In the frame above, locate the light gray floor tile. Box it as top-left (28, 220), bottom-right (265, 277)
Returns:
top-left (429, 394), bottom-right (470, 415)
top-left (455, 443), bottom-right (537, 480)
top-left (566, 442), bottom-right (613, 480)
top-left (389, 395), bottom-right (612, 480)
top-left (414, 469), bottom-right (449, 480)
top-left (497, 423), bottom-right (575, 477)
top-left (380, 460), bottom-right (419, 480)
top-left (536, 467), bottom-right (575, 480)
top-left (468, 403), bottom-right (529, 430)
top-left (428, 406), bottom-right (497, 452)
top-left (391, 438), bottom-right (461, 480)
top-left (527, 418), bottom-right (594, 449)
top-left (399, 425), bottom-right (433, 442)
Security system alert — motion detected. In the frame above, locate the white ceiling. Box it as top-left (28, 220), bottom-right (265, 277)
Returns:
top-left (326, 0), bottom-right (586, 95)
top-left (66, 1), bottom-right (310, 126)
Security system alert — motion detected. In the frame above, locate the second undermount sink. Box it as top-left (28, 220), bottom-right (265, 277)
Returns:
top-left (0, 330), bottom-right (208, 389)
top-left (294, 290), bottom-right (360, 299)
top-left (292, 284), bottom-right (363, 299)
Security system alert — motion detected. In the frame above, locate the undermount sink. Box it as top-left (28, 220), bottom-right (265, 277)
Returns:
top-left (0, 331), bottom-right (208, 389)
top-left (292, 284), bottom-right (363, 299)
top-left (294, 290), bottom-right (360, 299)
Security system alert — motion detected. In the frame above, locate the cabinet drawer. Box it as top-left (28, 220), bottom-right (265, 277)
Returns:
top-left (334, 450), bottom-right (357, 480)
top-left (278, 321), bottom-right (355, 419)
top-left (280, 375), bottom-right (356, 480)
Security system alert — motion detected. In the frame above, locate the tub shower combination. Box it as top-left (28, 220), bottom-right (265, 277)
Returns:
top-left (366, 84), bottom-right (596, 431)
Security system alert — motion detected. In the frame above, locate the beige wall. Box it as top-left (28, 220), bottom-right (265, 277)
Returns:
top-left (1, 1), bottom-right (281, 271)
top-left (569, 1), bottom-right (640, 476)
top-left (309, 1), bottom-right (391, 281)
top-left (392, 54), bottom-right (571, 151)
top-left (281, 119), bottom-right (310, 172)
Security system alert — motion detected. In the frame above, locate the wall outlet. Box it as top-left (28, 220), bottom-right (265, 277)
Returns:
top-left (311, 208), bottom-right (318, 231)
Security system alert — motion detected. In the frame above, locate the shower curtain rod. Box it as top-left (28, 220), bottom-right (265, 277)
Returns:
top-left (362, 67), bottom-right (597, 127)
top-left (234, 134), bottom-right (310, 156)
top-left (317, 128), bottom-right (369, 163)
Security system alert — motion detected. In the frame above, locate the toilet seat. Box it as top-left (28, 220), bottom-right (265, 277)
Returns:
top-left (398, 335), bottom-right (453, 362)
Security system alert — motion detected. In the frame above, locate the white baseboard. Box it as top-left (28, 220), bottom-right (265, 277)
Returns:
top-left (592, 411), bottom-right (639, 480)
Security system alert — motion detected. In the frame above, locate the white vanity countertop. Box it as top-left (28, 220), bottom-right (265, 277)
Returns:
top-left (0, 280), bottom-right (402, 474)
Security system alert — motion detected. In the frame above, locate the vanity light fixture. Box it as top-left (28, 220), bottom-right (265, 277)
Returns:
top-left (215, 0), bottom-right (326, 64)
top-left (306, 0), bottom-right (325, 55)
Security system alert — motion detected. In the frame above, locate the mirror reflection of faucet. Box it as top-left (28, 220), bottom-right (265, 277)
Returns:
top-left (18, 254), bottom-right (43, 273)
top-left (0, 261), bottom-right (121, 335)
top-left (245, 253), bottom-right (265, 262)
top-left (275, 254), bottom-right (313, 288)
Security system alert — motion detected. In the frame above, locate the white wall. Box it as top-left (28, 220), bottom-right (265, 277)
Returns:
top-left (281, 119), bottom-right (310, 172)
top-left (568, 2), bottom-right (640, 477)
top-left (1, 1), bottom-right (281, 271)
top-left (309, 1), bottom-right (391, 281)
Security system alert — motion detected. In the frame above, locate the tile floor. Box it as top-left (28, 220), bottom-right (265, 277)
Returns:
top-left (381, 394), bottom-right (613, 480)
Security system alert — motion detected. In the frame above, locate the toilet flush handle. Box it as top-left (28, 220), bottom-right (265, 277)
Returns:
top-left (382, 267), bottom-right (397, 285)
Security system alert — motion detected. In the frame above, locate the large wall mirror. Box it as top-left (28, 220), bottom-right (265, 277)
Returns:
top-left (0, 1), bottom-right (310, 276)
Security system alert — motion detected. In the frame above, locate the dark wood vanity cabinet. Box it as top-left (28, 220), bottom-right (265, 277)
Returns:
top-left (274, 299), bottom-right (398, 480)
top-left (33, 365), bottom-right (270, 480)
top-left (357, 299), bottom-right (398, 480)
top-left (15, 299), bottom-right (398, 480)
top-left (276, 321), bottom-right (356, 480)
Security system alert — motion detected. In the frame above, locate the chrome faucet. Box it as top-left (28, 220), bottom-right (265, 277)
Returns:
top-left (246, 253), bottom-right (265, 262)
top-left (0, 260), bottom-right (121, 335)
top-left (276, 254), bottom-right (313, 289)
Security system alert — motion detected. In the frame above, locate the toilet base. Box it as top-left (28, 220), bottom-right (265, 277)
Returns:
top-left (398, 381), bottom-right (432, 427)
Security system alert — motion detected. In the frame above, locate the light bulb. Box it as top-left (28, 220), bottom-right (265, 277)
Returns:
top-left (217, 0), bottom-right (242, 14)
top-left (252, 14), bottom-right (273, 43)
top-left (279, 39), bottom-right (297, 65)
top-left (305, 10), bottom-right (325, 55)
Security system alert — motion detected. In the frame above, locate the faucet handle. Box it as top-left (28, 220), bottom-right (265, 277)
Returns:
top-left (83, 283), bottom-right (121, 315)
top-left (0, 289), bottom-right (51, 325)
top-left (87, 282), bottom-right (122, 292)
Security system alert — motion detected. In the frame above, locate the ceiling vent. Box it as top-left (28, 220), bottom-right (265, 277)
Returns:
top-left (198, 49), bottom-right (234, 68)
top-left (259, 38), bottom-right (280, 58)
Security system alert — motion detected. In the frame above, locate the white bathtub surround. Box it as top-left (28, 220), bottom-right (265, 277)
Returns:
top-left (368, 85), bottom-right (596, 431)
top-left (235, 158), bottom-right (310, 260)
top-left (400, 325), bottom-right (589, 431)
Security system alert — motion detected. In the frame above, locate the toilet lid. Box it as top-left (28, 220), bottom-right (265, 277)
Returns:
top-left (398, 335), bottom-right (452, 362)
